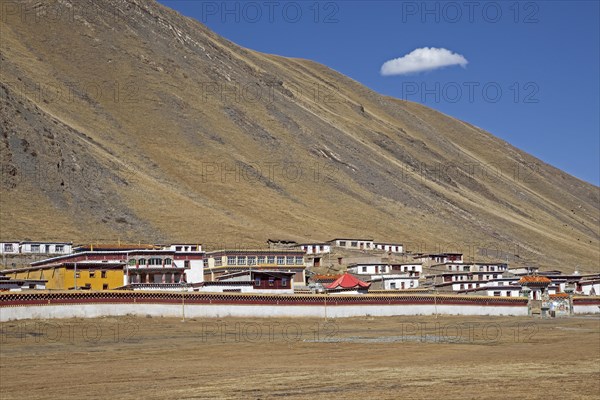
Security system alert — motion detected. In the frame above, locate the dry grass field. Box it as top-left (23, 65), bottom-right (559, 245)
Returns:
top-left (1, 314), bottom-right (599, 399)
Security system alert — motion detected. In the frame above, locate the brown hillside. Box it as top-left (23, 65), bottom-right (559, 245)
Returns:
top-left (0, 0), bottom-right (598, 272)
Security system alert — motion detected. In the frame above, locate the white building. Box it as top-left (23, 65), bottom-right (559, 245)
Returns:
top-left (0, 242), bottom-right (20, 255)
top-left (459, 286), bottom-right (521, 297)
top-left (368, 274), bottom-right (419, 290)
top-left (19, 241), bottom-right (73, 255)
top-left (348, 263), bottom-right (391, 275)
top-left (373, 243), bottom-right (404, 253)
top-left (576, 279), bottom-right (600, 296)
top-left (414, 253), bottom-right (463, 266)
top-left (348, 263), bottom-right (422, 277)
top-left (295, 243), bottom-right (331, 255)
top-left (165, 244), bottom-right (202, 252)
top-left (330, 238), bottom-right (374, 250)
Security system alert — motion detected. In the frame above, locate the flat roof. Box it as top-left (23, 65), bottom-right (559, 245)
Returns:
top-left (330, 238), bottom-right (374, 241)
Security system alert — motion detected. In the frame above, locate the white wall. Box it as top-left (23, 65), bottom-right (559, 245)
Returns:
top-left (183, 259), bottom-right (204, 283)
top-left (0, 302), bottom-right (531, 321)
top-left (0, 243), bottom-right (20, 255)
top-left (573, 303), bottom-right (600, 314)
top-left (581, 283), bottom-right (600, 296)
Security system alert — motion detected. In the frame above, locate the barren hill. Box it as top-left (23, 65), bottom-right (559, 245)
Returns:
top-left (1, 0), bottom-right (598, 271)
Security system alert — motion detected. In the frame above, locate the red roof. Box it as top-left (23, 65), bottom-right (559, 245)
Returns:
top-left (519, 275), bottom-right (552, 285)
top-left (325, 273), bottom-right (370, 289)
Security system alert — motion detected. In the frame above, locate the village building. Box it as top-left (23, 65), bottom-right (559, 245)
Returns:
top-left (204, 249), bottom-right (306, 287)
top-left (4, 261), bottom-right (125, 290)
top-left (576, 278), bottom-right (600, 296)
top-left (0, 275), bottom-right (47, 291)
top-left (165, 244), bottom-right (202, 252)
top-left (0, 241), bottom-right (21, 255)
top-left (19, 241), bottom-right (73, 254)
top-left (295, 243), bottom-right (332, 255)
top-left (414, 253), bottom-right (463, 266)
top-left (508, 266), bottom-right (540, 275)
top-left (347, 263), bottom-right (422, 277)
top-left (293, 243), bottom-right (332, 268)
top-left (325, 273), bottom-right (370, 294)
top-left (329, 238), bottom-right (374, 250)
top-left (373, 242), bottom-right (404, 253)
top-left (367, 274), bottom-right (419, 290)
top-left (3, 247), bottom-right (204, 290)
top-left (0, 241), bottom-right (73, 255)
top-left (458, 285), bottom-right (521, 297)
top-left (73, 243), bottom-right (162, 252)
top-left (193, 270), bottom-right (295, 294)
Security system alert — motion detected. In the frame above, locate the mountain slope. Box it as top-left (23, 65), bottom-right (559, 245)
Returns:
top-left (1, 0), bottom-right (598, 271)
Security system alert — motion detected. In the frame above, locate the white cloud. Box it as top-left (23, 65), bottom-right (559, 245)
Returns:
top-left (380, 47), bottom-right (468, 76)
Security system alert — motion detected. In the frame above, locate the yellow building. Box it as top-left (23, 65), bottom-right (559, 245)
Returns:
top-left (6, 261), bottom-right (125, 290)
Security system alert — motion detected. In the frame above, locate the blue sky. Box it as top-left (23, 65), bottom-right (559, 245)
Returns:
top-left (159, 1), bottom-right (600, 185)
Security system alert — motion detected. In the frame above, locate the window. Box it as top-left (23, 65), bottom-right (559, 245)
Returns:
top-left (409, 281), bottom-right (414, 288)
top-left (214, 258), bottom-right (222, 266)
top-left (286, 256), bottom-right (294, 265)
top-left (339, 241), bottom-right (346, 247)
top-left (103, 284), bottom-right (109, 290)
top-left (295, 256), bottom-right (303, 265)
top-left (175, 246), bottom-right (182, 251)
top-left (390, 282), bottom-right (396, 289)
top-left (138, 258), bottom-right (147, 265)
top-left (227, 256), bottom-right (236, 265)
top-left (268, 278), bottom-right (275, 286)
top-left (362, 267), bottom-right (367, 273)
top-left (257, 256), bottom-right (265, 264)
top-left (148, 258), bottom-right (162, 266)
top-left (164, 258), bottom-right (172, 265)
top-left (184, 260), bottom-right (190, 268)
top-left (277, 256), bottom-right (285, 265)
top-left (31, 244), bottom-right (40, 253)
top-left (3, 244), bottom-right (13, 252)
top-left (267, 256), bottom-right (275, 264)
top-left (506, 292), bottom-right (511, 297)
top-left (254, 278), bottom-right (261, 286)
top-left (128, 259), bottom-right (137, 265)
top-left (248, 257), bottom-right (256, 266)
top-left (101, 271), bottom-right (107, 279)
top-left (350, 241), bottom-right (358, 247)
top-left (55, 245), bottom-right (64, 253)
top-left (493, 291), bottom-right (501, 297)
top-left (190, 246), bottom-right (197, 251)
top-left (282, 278), bottom-right (288, 287)
top-left (89, 271), bottom-right (96, 278)
top-left (237, 256), bottom-right (246, 265)
top-left (75, 272), bottom-right (80, 278)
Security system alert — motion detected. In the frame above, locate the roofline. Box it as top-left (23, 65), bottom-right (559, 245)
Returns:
top-left (206, 249), bottom-right (305, 255)
top-left (329, 238), bottom-right (374, 241)
top-left (31, 250), bottom-right (205, 266)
